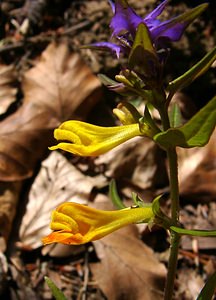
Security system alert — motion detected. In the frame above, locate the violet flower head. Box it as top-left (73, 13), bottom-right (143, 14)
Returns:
top-left (90, 0), bottom-right (208, 58)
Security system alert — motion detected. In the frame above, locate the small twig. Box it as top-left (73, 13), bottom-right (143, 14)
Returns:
top-left (82, 248), bottom-right (90, 300)
top-left (0, 41), bottom-right (24, 54)
top-left (179, 249), bottom-right (210, 265)
top-left (63, 20), bottom-right (92, 35)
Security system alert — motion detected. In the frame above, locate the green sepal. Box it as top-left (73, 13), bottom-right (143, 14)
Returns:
top-left (44, 277), bottom-right (67, 300)
top-left (196, 272), bottom-right (216, 300)
top-left (128, 23), bottom-right (159, 77)
top-left (168, 46), bottom-right (216, 99)
top-left (109, 179), bottom-right (126, 209)
top-left (170, 226), bottom-right (216, 237)
top-left (131, 192), bottom-right (151, 208)
top-left (142, 105), bottom-right (161, 134)
top-left (138, 105), bottom-right (161, 138)
top-left (152, 194), bottom-right (173, 229)
top-left (154, 95), bottom-right (216, 148)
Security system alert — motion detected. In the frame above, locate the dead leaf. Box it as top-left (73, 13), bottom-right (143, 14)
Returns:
top-left (178, 129), bottom-right (216, 203)
top-left (180, 204), bottom-right (216, 251)
top-left (0, 182), bottom-right (22, 243)
top-left (0, 64), bottom-right (17, 115)
top-left (0, 42), bottom-right (101, 181)
top-left (95, 137), bottom-right (168, 190)
top-left (0, 252), bottom-right (8, 295)
top-left (19, 151), bottom-right (103, 250)
top-left (91, 197), bottom-right (166, 300)
top-left (177, 268), bottom-right (204, 300)
top-left (22, 42), bottom-right (101, 123)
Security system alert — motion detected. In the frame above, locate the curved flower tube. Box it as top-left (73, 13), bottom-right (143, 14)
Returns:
top-left (42, 202), bottom-right (153, 245)
top-left (49, 120), bottom-right (147, 156)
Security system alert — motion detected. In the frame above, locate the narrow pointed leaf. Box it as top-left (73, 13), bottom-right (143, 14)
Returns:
top-left (196, 272), bottom-right (216, 300)
top-left (154, 96), bottom-right (216, 148)
top-left (171, 226), bottom-right (216, 237)
top-left (98, 74), bottom-right (118, 86)
top-left (109, 179), bottom-right (126, 209)
top-left (44, 277), bottom-right (67, 300)
top-left (168, 47), bottom-right (216, 96)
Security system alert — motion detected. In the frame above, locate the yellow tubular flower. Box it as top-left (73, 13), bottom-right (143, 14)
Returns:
top-left (42, 202), bottom-right (153, 245)
top-left (49, 120), bottom-right (143, 156)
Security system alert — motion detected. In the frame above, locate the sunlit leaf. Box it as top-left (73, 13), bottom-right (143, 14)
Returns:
top-left (0, 65), bottom-right (17, 115)
top-left (154, 96), bottom-right (216, 148)
top-left (19, 151), bottom-right (100, 249)
top-left (0, 43), bottom-right (101, 181)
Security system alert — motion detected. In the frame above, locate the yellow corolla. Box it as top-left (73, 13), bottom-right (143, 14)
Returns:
top-left (42, 202), bottom-right (153, 245)
top-left (49, 120), bottom-right (145, 156)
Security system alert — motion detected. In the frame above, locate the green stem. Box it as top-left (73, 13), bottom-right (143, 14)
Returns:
top-left (167, 148), bottom-right (179, 223)
top-left (159, 105), bottom-right (180, 300)
top-left (164, 232), bottom-right (180, 300)
top-left (158, 103), bottom-right (170, 130)
top-left (164, 147), bottom-right (180, 300)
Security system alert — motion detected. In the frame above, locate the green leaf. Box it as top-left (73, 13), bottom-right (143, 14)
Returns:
top-left (197, 272), bottom-right (216, 300)
top-left (169, 102), bottom-right (182, 128)
top-left (109, 179), bottom-right (126, 209)
top-left (44, 277), bottom-right (67, 300)
top-left (168, 46), bottom-right (216, 97)
top-left (173, 3), bottom-right (208, 25)
top-left (171, 226), bottom-right (216, 237)
top-left (154, 95), bottom-right (216, 148)
top-left (128, 23), bottom-right (159, 76)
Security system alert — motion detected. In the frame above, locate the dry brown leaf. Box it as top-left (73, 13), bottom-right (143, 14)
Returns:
top-left (0, 64), bottom-right (17, 115)
top-left (0, 252), bottom-right (8, 294)
top-left (177, 268), bottom-right (204, 300)
top-left (22, 42), bottom-right (101, 122)
top-left (91, 197), bottom-right (166, 300)
top-left (95, 137), bottom-right (168, 190)
top-left (178, 129), bottom-right (216, 203)
top-left (0, 182), bottom-right (22, 245)
top-left (0, 42), bottom-right (101, 181)
top-left (19, 151), bottom-right (103, 250)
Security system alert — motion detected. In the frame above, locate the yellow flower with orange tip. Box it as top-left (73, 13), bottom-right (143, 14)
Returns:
top-left (42, 202), bottom-right (153, 245)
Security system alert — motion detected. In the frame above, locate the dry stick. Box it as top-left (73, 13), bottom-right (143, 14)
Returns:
top-left (0, 19), bottom-right (91, 55)
top-left (82, 249), bottom-right (90, 300)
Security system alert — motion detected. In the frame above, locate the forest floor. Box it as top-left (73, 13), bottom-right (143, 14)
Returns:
top-left (0, 0), bottom-right (216, 299)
